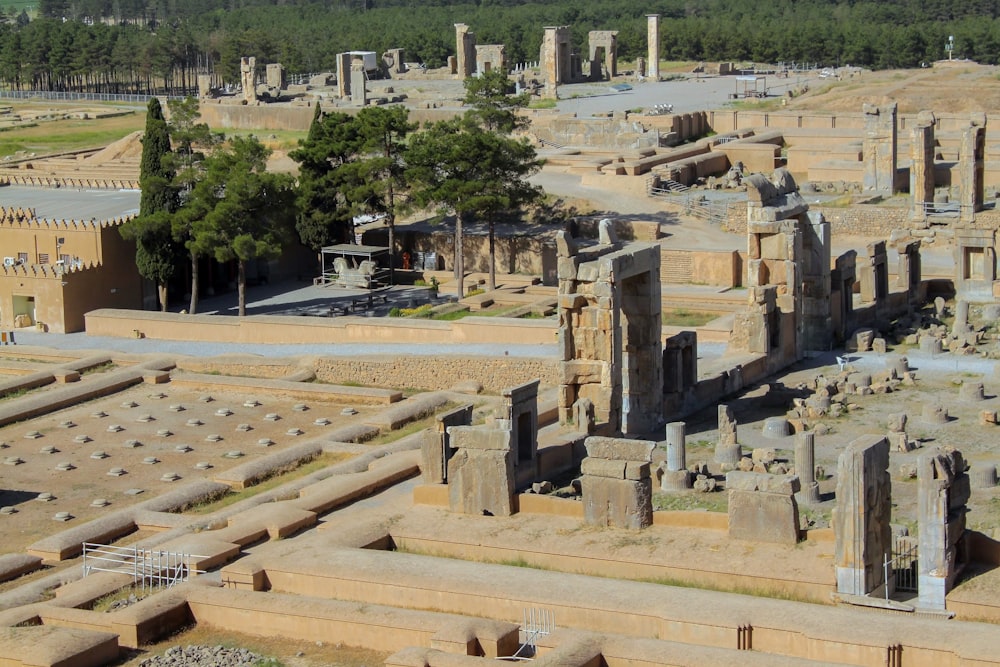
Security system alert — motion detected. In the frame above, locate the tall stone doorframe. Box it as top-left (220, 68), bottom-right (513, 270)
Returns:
top-left (862, 102), bottom-right (898, 195)
top-left (959, 113), bottom-right (987, 223)
top-left (831, 250), bottom-right (857, 343)
top-left (581, 436), bottom-right (654, 529)
top-left (918, 447), bottom-right (970, 610)
top-left (420, 403), bottom-right (474, 484)
top-left (858, 241), bottom-right (889, 311)
top-left (587, 31), bottom-right (618, 81)
top-left (896, 239), bottom-right (922, 302)
top-left (499, 379), bottom-right (540, 487)
top-left (336, 52), bottom-right (352, 99)
top-left (731, 168), bottom-right (830, 369)
top-left (555, 230), bottom-right (663, 435)
top-left (834, 435), bottom-right (892, 598)
top-left (910, 111), bottom-right (936, 224)
top-left (953, 226), bottom-right (997, 300)
top-left (455, 23), bottom-right (477, 78)
top-left (541, 26), bottom-right (572, 98)
top-left (646, 14), bottom-right (660, 80)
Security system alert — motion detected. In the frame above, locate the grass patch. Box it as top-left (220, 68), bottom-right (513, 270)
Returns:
top-left (0, 387), bottom-right (30, 401)
top-left (662, 309), bottom-right (718, 327)
top-left (0, 108), bottom-right (143, 157)
top-left (528, 98), bottom-right (557, 109)
top-left (186, 452), bottom-right (353, 515)
top-left (367, 413), bottom-right (441, 445)
top-left (90, 586), bottom-right (147, 613)
top-left (652, 491), bottom-right (727, 513)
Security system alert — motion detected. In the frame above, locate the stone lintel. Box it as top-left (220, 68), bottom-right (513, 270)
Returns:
top-left (726, 471), bottom-right (801, 494)
top-left (448, 426), bottom-right (511, 451)
top-left (584, 436), bottom-right (655, 462)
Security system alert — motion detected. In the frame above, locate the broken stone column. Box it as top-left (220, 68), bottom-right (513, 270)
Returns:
top-left (960, 381), bottom-right (985, 401)
top-left (420, 403), bottom-right (473, 484)
top-left (910, 111), bottom-right (936, 223)
top-left (350, 57), bottom-right (367, 106)
top-left (455, 23), bottom-right (476, 79)
top-left (661, 422), bottom-right (690, 491)
top-left (726, 471), bottom-right (801, 545)
top-left (862, 102), bottom-right (897, 195)
top-left (886, 412), bottom-right (912, 453)
top-left (646, 15), bottom-right (660, 80)
top-left (447, 426), bottom-right (515, 516)
top-left (970, 464), bottom-right (997, 489)
top-left (572, 397), bottom-right (595, 434)
top-left (922, 403), bottom-right (949, 424)
top-left (834, 435), bottom-right (892, 597)
top-left (714, 404), bottom-right (741, 467)
top-left (265, 63), bottom-right (285, 90)
top-left (794, 431), bottom-right (821, 504)
top-left (197, 74), bottom-right (213, 98)
top-left (581, 436), bottom-right (654, 529)
top-left (918, 447), bottom-right (970, 610)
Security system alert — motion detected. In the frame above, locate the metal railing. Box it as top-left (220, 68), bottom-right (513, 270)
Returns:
top-left (500, 608), bottom-right (555, 661)
top-left (82, 542), bottom-right (206, 593)
top-left (648, 176), bottom-right (738, 226)
top-left (0, 90), bottom-right (184, 104)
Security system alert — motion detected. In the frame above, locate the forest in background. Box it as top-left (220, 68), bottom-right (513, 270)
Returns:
top-left (2, 0), bottom-right (1000, 93)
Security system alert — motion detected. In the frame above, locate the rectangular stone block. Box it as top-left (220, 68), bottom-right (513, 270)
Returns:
top-left (624, 461), bottom-right (650, 481)
top-left (726, 471), bottom-right (800, 494)
top-left (580, 457), bottom-right (626, 479)
top-left (448, 448), bottom-right (514, 516)
top-left (561, 360), bottom-right (605, 385)
top-left (582, 475), bottom-right (652, 529)
top-left (584, 436), bottom-right (655, 462)
top-left (728, 489), bottom-right (800, 545)
top-left (448, 426), bottom-right (510, 452)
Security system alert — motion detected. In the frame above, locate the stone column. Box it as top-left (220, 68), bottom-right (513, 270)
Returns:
top-left (910, 111), bottom-right (936, 223)
top-left (661, 421), bottom-right (690, 491)
top-left (646, 15), bottom-right (660, 80)
top-left (336, 52), bottom-right (351, 99)
top-left (862, 103), bottom-right (897, 195)
top-left (959, 114), bottom-right (986, 222)
top-left (794, 431), bottom-right (821, 504)
top-left (918, 447), bottom-right (970, 610)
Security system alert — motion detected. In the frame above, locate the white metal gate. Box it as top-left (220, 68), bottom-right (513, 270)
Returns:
top-left (82, 542), bottom-right (206, 593)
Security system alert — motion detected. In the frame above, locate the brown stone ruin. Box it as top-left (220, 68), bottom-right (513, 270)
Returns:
top-left (731, 168), bottom-right (831, 368)
top-left (555, 229), bottom-right (663, 435)
top-left (499, 379), bottom-right (540, 487)
top-left (336, 52), bottom-right (352, 99)
top-left (646, 14), bottom-right (660, 80)
top-left (910, 111), bottom-right (936, 224)
top-left (862, 102), bottom-right (898, 195)
top-left (475, 44), bottom-right (506, 75)
top-left (581, 436), bottom-right (654, 529)
top-left (726, 471), bottom-right (801, 545)
top-left (447, 425), bottom-right (515, 516)
top-left (455, 23), bottom-right (476, 78)
top-left (541, 26), bottom-right (572, 98)
top-left (958, 113), bottom-right (987, 223)
top-left (420, 403), bottom-right (474, 484)
top-left (587, 31), bottom-right (618, 81)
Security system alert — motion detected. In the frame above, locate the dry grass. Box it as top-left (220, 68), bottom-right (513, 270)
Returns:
top-left (0, 104), bottom-right (144, 157)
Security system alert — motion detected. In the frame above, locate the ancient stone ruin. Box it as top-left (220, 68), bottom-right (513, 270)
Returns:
top-left (726, 471), bottom-right (801, 545)
top-left (446, 425), bottom-right (515, 516)
top-left (556, 230), bottom-right (662, 435)
top-left (918, 446), bottom-right (970, 610)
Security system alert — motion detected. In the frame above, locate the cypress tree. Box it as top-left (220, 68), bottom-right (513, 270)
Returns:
top-left (138, 97), bottom-right (175, 216)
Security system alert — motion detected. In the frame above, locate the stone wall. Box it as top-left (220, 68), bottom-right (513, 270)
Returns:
top-left (313, 356), bottom-right (558, 393)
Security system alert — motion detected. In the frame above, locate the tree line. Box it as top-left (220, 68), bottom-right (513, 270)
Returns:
top-left (121, 70), bottom-right (541, 313)
top-left (4, 0), bottom-right (1000, 93)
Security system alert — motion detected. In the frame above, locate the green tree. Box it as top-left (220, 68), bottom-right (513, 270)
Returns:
top-left (289, 106), bottom-right (359, 259)
top-left (165, 96), bottom-right (220, 314)
top-left (119, 98), bottom-right (178, 311)
top-left (406, 117), bottom-right (542, 296)
top-left (188, 136), bottom-right (296, 316)
top-left (463, 68), bottom-right (530, 133)
top-left (340, 105), bottom-right (416, 283)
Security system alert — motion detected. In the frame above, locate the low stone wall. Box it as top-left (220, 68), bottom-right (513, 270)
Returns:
top-left (313, 356), bottom-right (559, 393)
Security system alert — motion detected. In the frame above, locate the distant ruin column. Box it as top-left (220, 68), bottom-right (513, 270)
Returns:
top-left (240, 56), bottom-right (258, 104)
top-left (646, 14), bottom-right (660, 80)
top-left (918, 447), bottom-right (970, 610)
top-left (958, 113), bottom-right (986, 223)
top-left (455, 23), bottom-right (476, 79)
top-left (350, 57), bottom-right (367, 106)
top-left (265, 63), bottom-right (285, 91)
top-left (910, 111), bottom-right (936, 223)
top-left (862, 103), bottom-right (897, 195)
top-left (794, 431), bottom-right (821, 505)
top-left (834, 435), bottom-right (892, 598)
top-left (336, 52), bottom-right (352, 99)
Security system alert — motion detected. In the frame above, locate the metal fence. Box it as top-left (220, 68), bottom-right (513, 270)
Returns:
top-left (82, 542), bottom-right (206, 593)
top-left (0, 90), bottom-right (185, 104)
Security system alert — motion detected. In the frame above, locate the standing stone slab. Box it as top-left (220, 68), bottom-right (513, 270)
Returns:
top-left (715, 404), bottom-right (741, 467)
top-left (726, 471), bottom-right (801, 545)
top-left (834, 435), bottom-right (892, 597)
top-left (420, 404), bottom-right (473, 484)
top-left (446, 427), bottom-right (514, 516)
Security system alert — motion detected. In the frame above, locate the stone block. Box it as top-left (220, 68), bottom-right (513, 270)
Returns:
top-left (659, 468), bottom-right (691, 491)
top-left (447, 448), bottom-right (514, 516)
top-left (448, 427), bottom-right (511, 451)
top-left (624, 461), bottom-right (651, 480)
top-left (582, 475), bottom-right (652, 528)
top-left (726, 471), bottom-right (800, 494)
top-left (580, 457), bottom-right (626, 479)
top-left (728, 488), bottom-right (800, 545)
top-left (887, 412), bottom-right (907, 433)
top-left (751, 448), bottom-right (778, 465)
top-left (584, 436), bottom-right (655, 462)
